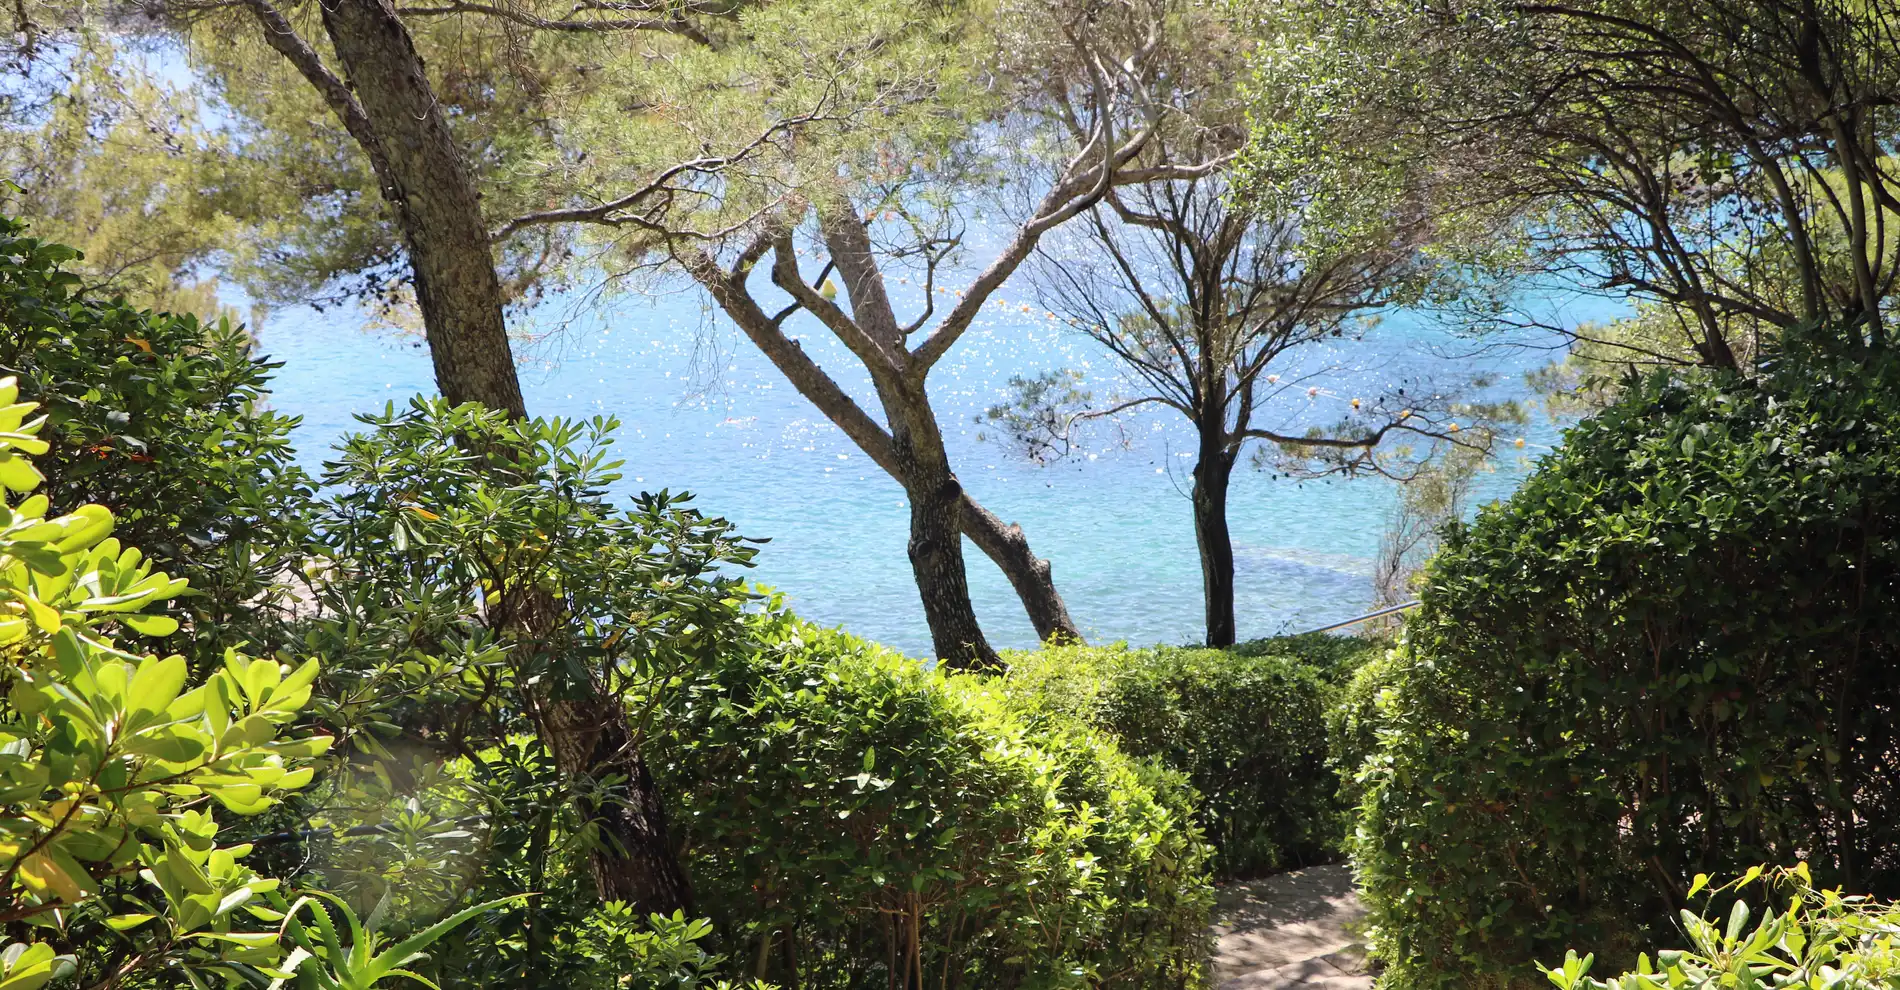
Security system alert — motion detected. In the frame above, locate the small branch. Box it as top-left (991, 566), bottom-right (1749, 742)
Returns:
top-left (493, 117), bottom-right (814, 242)
top-left (397, 0), bottom-right (715, 45)
top-left (241, 0), bottom-right (392, 184)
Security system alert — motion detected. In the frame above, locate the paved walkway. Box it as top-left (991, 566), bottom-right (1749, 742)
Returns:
top-left (1209, 864), bottom-right (1373, 990)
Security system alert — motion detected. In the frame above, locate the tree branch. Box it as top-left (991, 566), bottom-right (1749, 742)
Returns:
top-left (397, 0), bottom-right (714, 45)
top-left (241, 0), bottom-right (391, 184)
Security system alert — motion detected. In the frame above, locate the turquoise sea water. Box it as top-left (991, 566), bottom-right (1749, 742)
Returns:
top-left (254, 264), bottom-right (1620, 657)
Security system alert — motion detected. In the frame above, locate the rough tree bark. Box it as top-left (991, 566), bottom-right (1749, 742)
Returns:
top-left (242, 0), bottom-right (691, 916)
top-left (309, 0), bottom-right (527, 417)
top-left (956, 498), bottom-right (1078, 644)
top-left (537, 696), bottom-right (694, 913)
top-left (1191, 418), bottom-right (1239, 649)
top-left (893, 403), bottom-right (996, 666)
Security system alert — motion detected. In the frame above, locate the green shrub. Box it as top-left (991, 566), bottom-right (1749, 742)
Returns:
top-left (1354, 331), bottom-right (1900, 990)
top-left (1325, 645), bottom-right (1400, 814)
top-left (283, 399), bottom-right (765, 989)
top-left (1541, 866), bottom-right (1900, 990)
top-left (656, 611), bottom-right (1214, 990)
top-left (1233, 632), bottom-right (1385, 683)
top-left (0, 377), bottom-right (335, 989)
top-left (1004, 636), bottom-right (1375, 878)
top-left (0, 216), bottom-right (314, 669)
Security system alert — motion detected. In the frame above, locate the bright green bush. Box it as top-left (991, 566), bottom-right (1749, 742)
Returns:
top-left (656, 611), bottom-right (1214, 990)
top-left (0, 377), bottom-right (333, 989)
top-left (1354, 331), bottom-right (1900, 990)
top-left (1324, 645), bottom-right (1400, 814)
top-left (1541, 866), bottom-right (1900, 990)
top-left (1004, 636), bottom-right (1377, 878)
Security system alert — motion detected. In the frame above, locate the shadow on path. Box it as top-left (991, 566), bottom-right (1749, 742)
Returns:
top-left (1210, 863), bottom-right (1372, 990)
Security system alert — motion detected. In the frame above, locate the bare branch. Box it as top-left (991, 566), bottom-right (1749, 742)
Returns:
top-left (239, 0), bottom-right (391, 184)
top-left (397, 0), bottom-right (715, 45)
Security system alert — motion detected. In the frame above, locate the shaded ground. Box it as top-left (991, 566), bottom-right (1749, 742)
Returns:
top-left (1210, 864), bottom-right (1373, 990)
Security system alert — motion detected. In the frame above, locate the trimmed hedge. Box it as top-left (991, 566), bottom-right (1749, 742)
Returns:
top-left (655, 613), bottom-right (1215, 990)
top-left (1354, 332), bottom-right (1900, 990)
top-left (1004, 635), bottom-right (1380, 878)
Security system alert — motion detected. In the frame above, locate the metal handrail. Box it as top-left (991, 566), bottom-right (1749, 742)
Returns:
top-left (1290, 600), bottom-right (1421, 637)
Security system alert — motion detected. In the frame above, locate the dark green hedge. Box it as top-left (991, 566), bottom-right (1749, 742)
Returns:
top-left (1005, 635), bottom-right (1381, 878)
top-left (0, 217), bottom-right (312, 668)
top-left (1355, 332), bottom-right (1900, 990)
top-left (655, 614), bottom-right (1214, 990)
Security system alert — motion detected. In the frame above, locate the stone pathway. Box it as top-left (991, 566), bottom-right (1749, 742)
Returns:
top-left (1209, 864), bottom-right (1373, 990)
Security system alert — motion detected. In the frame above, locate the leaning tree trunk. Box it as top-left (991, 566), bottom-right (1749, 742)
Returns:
top-left (316, 0), bottom-right (689, 914)
top-left (958, 496), bottom-right (1081, 644)
top-left (1192, 434), bottom-right (1239, 648)
top-left (888, 390), bottom-right (997, 669)
top-left (318, 0), bottom-right (526, 418)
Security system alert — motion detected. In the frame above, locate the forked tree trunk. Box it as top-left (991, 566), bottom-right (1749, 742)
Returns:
top-left (693, 224), bottom-right (1084, 656)
top-left (1192, 431), bottom-right (1239, 648)
top-left (957, 497), bottom-right (1081, 644)
top-left (314, 0), bottom-right (689, 915)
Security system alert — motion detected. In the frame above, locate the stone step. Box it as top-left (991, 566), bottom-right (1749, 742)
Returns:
top-left (1218, 945), bottom-right (1373, 990)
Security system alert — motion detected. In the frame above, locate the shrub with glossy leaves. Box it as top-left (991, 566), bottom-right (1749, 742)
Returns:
top-left (1355, 331), bottom-right (1900, 990)
top-left (0, 377), bottom-right (328, 989)
top-left (1004, 636), bottom-right (1377, 878)
top-left (1540, 866), bottom-right (1900, 990)
top-left (657, 611), bottom-right (1214, 990)
top-left (302, 397), bottom-right (756, 758)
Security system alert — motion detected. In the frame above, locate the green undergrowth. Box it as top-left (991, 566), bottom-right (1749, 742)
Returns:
top-left (1002, 634), bottom-right (1383, 879)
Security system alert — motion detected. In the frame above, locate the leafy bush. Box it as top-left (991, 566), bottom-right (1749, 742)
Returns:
top-left (272, 889), bottom-right (523, 990)
top-left (282, 399), bottom-right (765, 988)
top-left (1541, 866), bottom-right (1900, 990)
top-left (656, 611), bottom-right (1214, 990)
top-left (315, 736), bottom-right (771, 990)
top-left (0, 377), bottom-right (328, 988)
top-left (0, 218), bottom-right (774, 990)
top-left (1004, 636), bottom-right (1378, 878)
top-left (0, 216), bottom-right (314, 668)
top-left (300, 398), bottom-right (754, 757)
top-left (1324, 645), bottom-right (1400, 814)
top-left (1354, 332), bottom-right (1900, 990)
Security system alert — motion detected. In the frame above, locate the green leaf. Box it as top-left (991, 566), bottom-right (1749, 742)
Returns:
top-left (120, 613), bottom-right (180, 638)
top-left (127, 654), bottom-right (188, 721)
top-left (0, 453), bottom-right (43, 493)
top-left (21, 597), bottom-right (58, 635)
